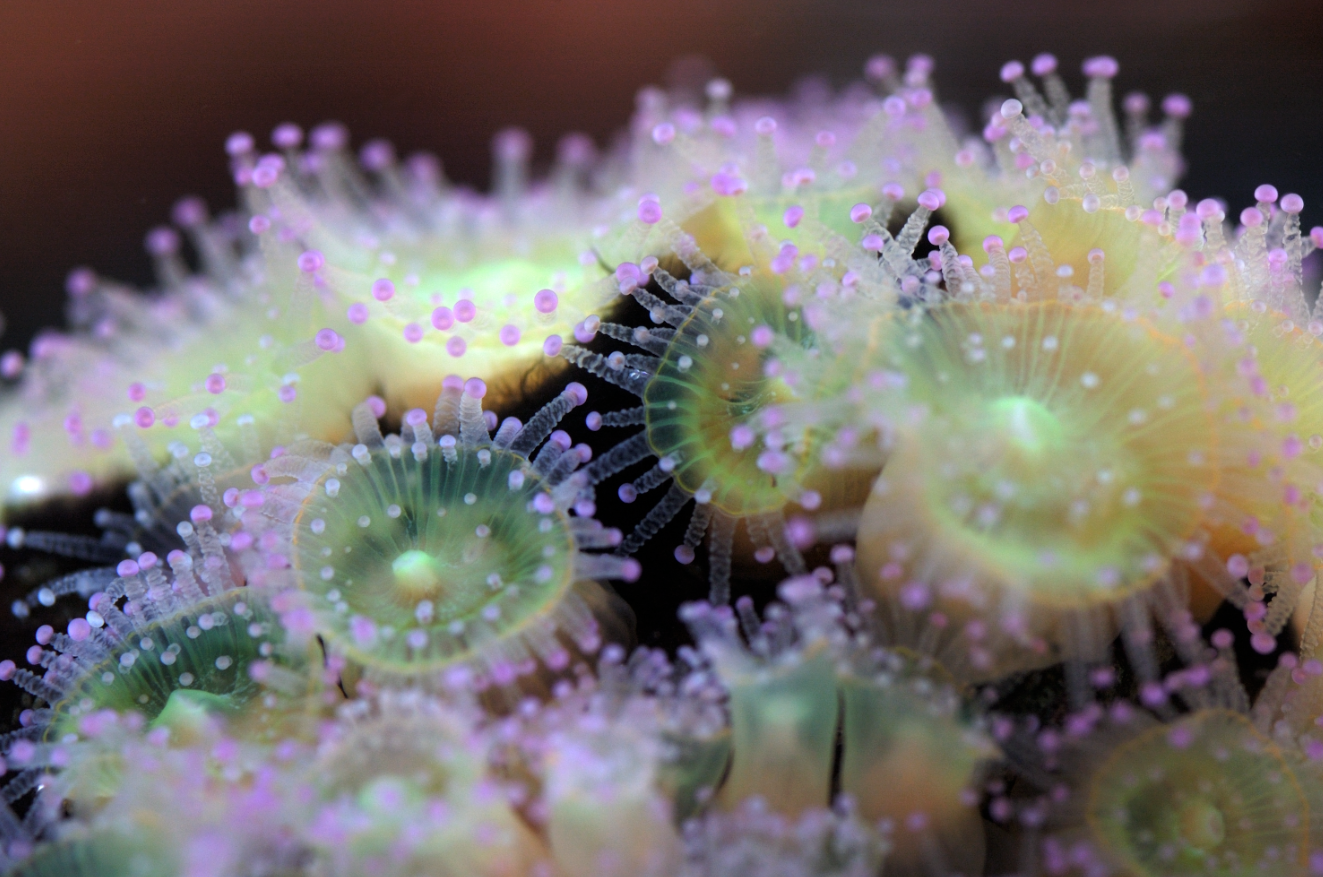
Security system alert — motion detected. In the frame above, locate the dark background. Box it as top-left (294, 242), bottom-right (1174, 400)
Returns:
top-left (0, 1), bottom-right (1319, 695)
top-left (2, 0), bottom-right (1322, 354)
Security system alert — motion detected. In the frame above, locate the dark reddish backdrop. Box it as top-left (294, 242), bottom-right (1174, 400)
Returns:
top-left (1, 0), bottom-right (1321, 353)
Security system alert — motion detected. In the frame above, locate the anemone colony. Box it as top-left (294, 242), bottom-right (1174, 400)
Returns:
top-left (1, 50), bottom-right (1322, 877)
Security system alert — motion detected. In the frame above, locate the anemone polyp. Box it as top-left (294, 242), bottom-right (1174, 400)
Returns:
top-left (563, 226), bottom-right (868, 601)
top-left (837, 649), bottom-right (993, 877)
top-left (0, 587), bottom-right (314, 815)
top-left (1085, 711), bottom-right (1310, 876)
top-left (241, 123), bottom-right (622, 415)
top-left (888, 53), bottom-right (1188, 268)
top-left (3, 832), bottom-right (174, 877)
top-left (683, 575), bottom-right (992, 873)
top-left (854, 299), bottom-right (1215, 676)
top-left (308, 690), bottom-right (548, 877)
top-left (0, 197), bottom-right (370, 515)
top-left (259, 376), bottom-right (636, 686)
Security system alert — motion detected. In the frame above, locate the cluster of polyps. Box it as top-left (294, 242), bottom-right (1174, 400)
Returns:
top-left (2, 45), bottom-right (1323, 877)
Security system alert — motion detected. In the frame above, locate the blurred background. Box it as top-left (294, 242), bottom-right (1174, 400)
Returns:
top-left (1, 0), bottom-right (1321, 354)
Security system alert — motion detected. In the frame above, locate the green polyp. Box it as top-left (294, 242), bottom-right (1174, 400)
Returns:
top-left (717, 647), bottom-right (837, 815)
top-left (6, 833), bottom-right (174, 877)
top-left (657, 729), bottom-right (731, 822)
top-left (47, 592), bottom-right (304, 746)
top-left (644, 279), bottom-right (812, 516)
top-left (294, 444), bottom-right (577, 674)
top-left (391, 549), bottom-right (448, 600)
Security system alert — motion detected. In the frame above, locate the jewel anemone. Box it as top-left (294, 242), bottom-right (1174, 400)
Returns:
top-left (253, 376), bottom-right (636, 688)
top-left (0, 199), bottom-right (370, 516)
top-left (245, 123), bottom-right (623, 415)
top-left (854, 299), bottom-right (1215, 678)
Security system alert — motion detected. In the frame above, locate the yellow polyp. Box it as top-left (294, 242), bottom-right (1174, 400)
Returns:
top-left (940, 180), bottom-right (1019, 261)
top-left (856, 300), bottom-right (1216, 678)
top-left (838, 665), bottom-right (991, 877)
top-left (1018, 201), bottom-right (1144, 297)
top-left (678, 199), bottom-right (758, 272)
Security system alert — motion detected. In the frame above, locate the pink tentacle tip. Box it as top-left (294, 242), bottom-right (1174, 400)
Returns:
top-left (298, 250), bottom-right (325, 273)
top-left (917, 188), bottom-right (946, 211)
top-left (371, 278), bottom-right (395, 302)
top-left (1082, 56), bottom-right (1119, 78)
top-left (533, 288), bottom-right (559, 314)
top-left (637, 197), bottom-right (662, 224)
top-left (464, 377), bottom-right (487, 399)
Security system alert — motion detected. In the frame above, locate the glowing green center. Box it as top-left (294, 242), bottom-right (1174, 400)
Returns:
top-left (391, 549), bottom-right (448, 600)
top-left (986, 395), bottom-right (1066, 474)
top-left (1177, 799), bottom-right (1225, 851)
top-left (151, 689), bottom-right (242, 734)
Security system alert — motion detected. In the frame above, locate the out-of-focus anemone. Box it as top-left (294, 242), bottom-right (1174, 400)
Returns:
top-left (887, 53), bottom-right (1189, 279)
top-left (617, 69), bottom-right (906, 275)
top-left (680, 798), bottom-right (889, 877)
top-left (0, 724), bottom-right (309, 876)
top-left (836, 647), bottom-right (994, 877)
top-left (0, 194), bottom-right (371, 515)
top-left (1139, 190), bottom-right (1323, 649)
top-left (848, 300), bottom-right (1215, 679)
top-left (0, 582), bottom-right (317, 822)
top-left (241, 123), bottom-right (622, 414)
top-left (528, 680), bottom-right (686, 877)
top-left (683, 576), bottom-right (994, 874)
top-left (995, 623), bottom-right (1323, 877)
top-left (3, 830), bottom-right (175, 877)
top-left (682, 582), bottom-right (840, 816)
top-left (252, 375), bottom-right (637, 689)
top-left (1081, 711), bottom-right (1313, 876)
top-left (306, 689), bottom-right (547, 877)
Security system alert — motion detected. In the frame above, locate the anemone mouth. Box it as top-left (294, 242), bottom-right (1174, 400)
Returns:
top-left (643, 279), bottom-right (812, 517)
top-left (46, 589), bottom-right (306, 746)
top-left (292, 442), bottom-right (578, 675)
top-left (860, 300), bottom-right (1215, 609)
top-left (1084, 710), bottom-right (1308, 876)
top-left (314, 694), bottom-right (483, 801)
